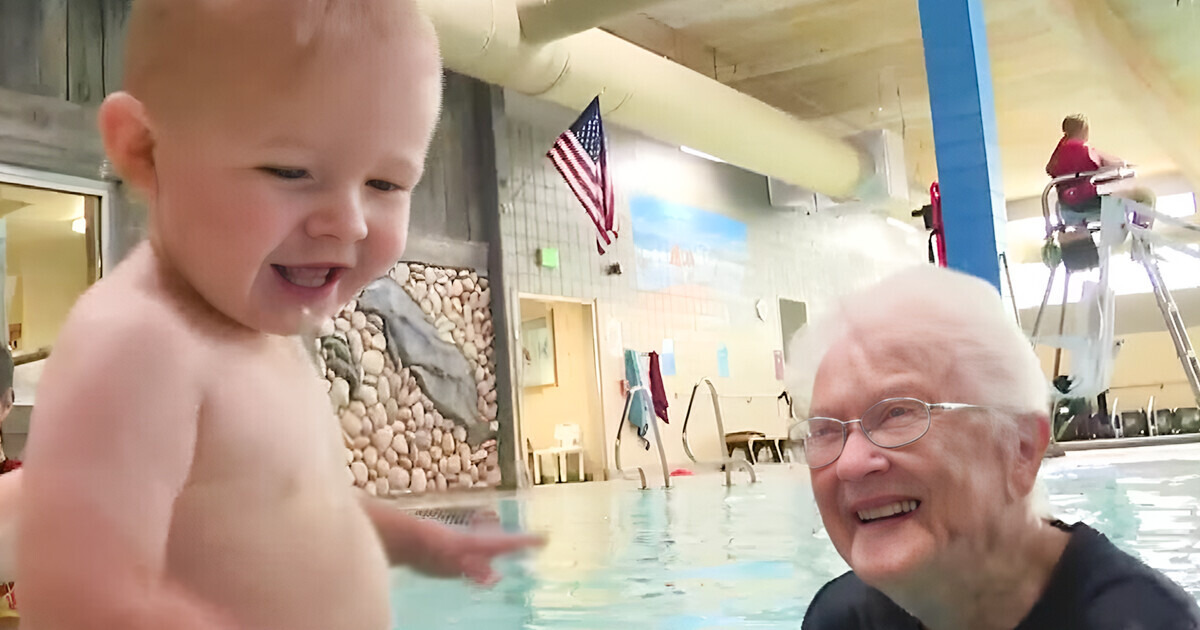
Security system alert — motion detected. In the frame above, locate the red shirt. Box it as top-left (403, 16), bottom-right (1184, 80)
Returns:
top-left (1047, 137), bottom-right (1102, 205)
top-left (0, 458), bottom-right (19, 474)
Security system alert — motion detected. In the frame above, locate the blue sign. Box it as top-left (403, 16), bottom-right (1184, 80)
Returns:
top-left (717, 344), bottom-right (730, 378)
top-left (660, 339), bottom-right (677, 377)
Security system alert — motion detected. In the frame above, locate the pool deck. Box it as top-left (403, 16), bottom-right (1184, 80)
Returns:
top-left (392, 463), bottom-right (805, 510)
top-left (1047, 440), bottom-right (1200, 465)
top-left (1058, 433), bottom-right (1200, 452)
top-left (393, 441), bottom-right (1200, 514)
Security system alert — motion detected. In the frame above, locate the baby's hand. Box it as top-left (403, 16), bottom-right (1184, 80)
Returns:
top-left (415, 522), bottom-right (545, 586)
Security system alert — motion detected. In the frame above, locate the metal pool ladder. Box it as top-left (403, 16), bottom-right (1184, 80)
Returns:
top-left (614, 385), bottom-right (669, 489)
top-left (681, 377), bottom-right (757, 486)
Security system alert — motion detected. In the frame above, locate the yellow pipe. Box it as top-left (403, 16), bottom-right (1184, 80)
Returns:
top-left (418, 0), bottom-right (866, 198)
top-left (517, 0), bottom-right (671, 44)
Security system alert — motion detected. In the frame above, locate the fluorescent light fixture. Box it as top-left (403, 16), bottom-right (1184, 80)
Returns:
top-left (886, 217), bottom-right (919, 234)
top-left (680, 146), bottom-right (726, 164)
top-left (1157, 192), bottom-right (1196, 218)
top-left (71, 217), bottom-right (86, 234)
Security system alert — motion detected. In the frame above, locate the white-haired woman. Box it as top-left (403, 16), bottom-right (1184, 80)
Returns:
top-left (791, 265), bottom-right (1199, 629)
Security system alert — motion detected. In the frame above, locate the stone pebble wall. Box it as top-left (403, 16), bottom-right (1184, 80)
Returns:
top-left (315, 262), bottom-right (501, 496)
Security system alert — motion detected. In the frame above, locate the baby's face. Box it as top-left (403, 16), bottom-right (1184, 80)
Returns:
top-left (149, 31), bottom-right (441, 335)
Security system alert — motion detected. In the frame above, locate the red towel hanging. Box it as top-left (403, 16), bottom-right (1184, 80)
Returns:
top-left (648, 351), bottom-right (670, 424)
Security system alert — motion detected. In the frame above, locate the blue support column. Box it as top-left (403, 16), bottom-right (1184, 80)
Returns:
top-left (917, 0), bottom-right (1006, 291)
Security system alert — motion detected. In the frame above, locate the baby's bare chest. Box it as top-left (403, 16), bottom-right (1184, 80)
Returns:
top-left (191, 342), bottom-right (342, 486)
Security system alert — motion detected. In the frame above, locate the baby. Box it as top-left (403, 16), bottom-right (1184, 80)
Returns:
top-left (17, 1), bottom-right (540, 629)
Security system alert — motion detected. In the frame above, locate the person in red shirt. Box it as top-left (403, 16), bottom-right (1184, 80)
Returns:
top-left (1047, 114), bottom-right (1161, 228)
top-left (1046, 114), bottom-right (1127, 220)
top-left (1046, 115), bottom-right (1128, 216)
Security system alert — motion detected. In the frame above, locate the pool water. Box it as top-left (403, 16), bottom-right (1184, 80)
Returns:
top-left (1039, 444), bottom-right (1200, 598)
top-left (390, 444), bottom-right (1200, 629)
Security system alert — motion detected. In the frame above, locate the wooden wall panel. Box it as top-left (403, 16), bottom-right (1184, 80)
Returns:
top-left (2, 0), bottom-right (129, 104)
top-left (0, 86), bottom-right (103, 179)
top-left (0, 1), bottom-right (68, 98)
top-left (66, 0), bottom-right (107, 104)
top-left (409, 71), bottom-right (497, 252)
top-left (101, 0), bottom-right (131, 94)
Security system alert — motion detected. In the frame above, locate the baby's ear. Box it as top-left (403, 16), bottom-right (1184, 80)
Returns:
top-left (98, 92), bottom-right (158, 202)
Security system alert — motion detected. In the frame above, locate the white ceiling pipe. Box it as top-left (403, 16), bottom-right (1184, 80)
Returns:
top-left (517, 0), bottom-right (671, 44)
top-left (417, 0), bottom-right (866, 198)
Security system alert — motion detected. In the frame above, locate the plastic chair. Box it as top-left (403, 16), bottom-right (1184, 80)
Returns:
top-left (554, 423), bottom-right (581, 447)
top-left (1154, 409), bottom-right (1177, 436)
top-left (1120, 410), bottom-right (1149, 438)
top-left (532, 424), bottom-right (585, 484)
top-left (1177, 408), bottom-right (1200, 434)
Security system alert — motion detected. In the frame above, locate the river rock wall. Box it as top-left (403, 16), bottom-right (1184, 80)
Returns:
top-left (316, 262), bottom-right (501, 496)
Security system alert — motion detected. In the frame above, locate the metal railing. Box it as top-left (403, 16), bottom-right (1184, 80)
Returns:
top-left (680, 378), bottom-right (757, 486)
top-left (1031, 167), bottom-right (1136, 345)
top-left (1033, 166), bottom-right (1200, 409)
top-left (613, 385), bottom-right (668, 489)
top-left (1136, 237), bottom-right (1200, 404)
top-left (1039, 166), bottom-right (1135, 239)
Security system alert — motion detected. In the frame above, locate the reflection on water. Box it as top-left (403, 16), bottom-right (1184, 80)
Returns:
top-left (392, 447), bottom-right (1200, 629)
top-left (1042, 453), bottom-right (1200, 599)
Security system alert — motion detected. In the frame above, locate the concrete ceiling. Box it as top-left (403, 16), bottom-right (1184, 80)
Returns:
top-left (603, 0), bottom-right (1200, 201)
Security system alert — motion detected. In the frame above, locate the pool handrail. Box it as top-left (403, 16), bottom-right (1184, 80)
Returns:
top-left (681, 378), bottom-right (757, 486)
top-left (614, 385), bottom-right (668, 489)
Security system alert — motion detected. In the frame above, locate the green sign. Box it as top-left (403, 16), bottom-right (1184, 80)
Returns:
top-left (538, 248), bottom-right (560, 269)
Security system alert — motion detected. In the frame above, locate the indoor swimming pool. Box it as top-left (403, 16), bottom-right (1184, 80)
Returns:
top-left (390, 444), bottom-right (1200, 629)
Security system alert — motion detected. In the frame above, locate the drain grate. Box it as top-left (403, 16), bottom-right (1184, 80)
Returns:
top-left (404, 506), bottom-right (499, 528)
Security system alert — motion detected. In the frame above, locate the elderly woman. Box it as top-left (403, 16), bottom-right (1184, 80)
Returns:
top-left (790, 266), bottom-right (1199, 629)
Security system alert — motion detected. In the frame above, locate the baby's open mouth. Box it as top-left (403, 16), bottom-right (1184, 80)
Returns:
top-left (274, 265), bottom-right (335, 288)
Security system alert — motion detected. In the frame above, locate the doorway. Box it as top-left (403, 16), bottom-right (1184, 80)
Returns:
top-left (779, 297), bottom-right (808, 363)
top-left (0, 169), bottom-right (108, 463)
top-left (517, 297), bottom-right (605, 484)
top-left (0, 182), bottom-right (102, 354)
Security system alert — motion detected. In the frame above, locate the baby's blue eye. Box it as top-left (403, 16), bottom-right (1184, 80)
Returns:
top-left (262, 167), bottom-right (309, 180)
top-left (367, 179), bottom-right (402, 193)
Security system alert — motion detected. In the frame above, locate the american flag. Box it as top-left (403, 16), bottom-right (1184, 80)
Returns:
top-left (547, 96), bottom-right (617, 254)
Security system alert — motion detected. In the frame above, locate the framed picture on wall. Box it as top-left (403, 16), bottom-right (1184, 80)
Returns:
top-left (521, 314), bottom-right (557, 388)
